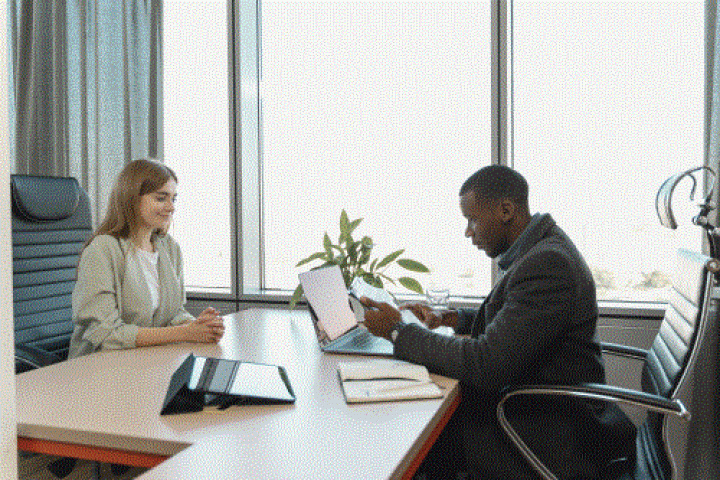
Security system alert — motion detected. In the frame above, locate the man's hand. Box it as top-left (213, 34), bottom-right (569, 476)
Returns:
top-left (401, 303), bottom-right (442, 329)
top-left (360, 297), bottom-right (402, 341)
top-left (401, 303), bottom-right (458, 330)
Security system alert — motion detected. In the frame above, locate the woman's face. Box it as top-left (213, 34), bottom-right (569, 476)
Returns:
top-left (137, 179), bottom-right (177, 232)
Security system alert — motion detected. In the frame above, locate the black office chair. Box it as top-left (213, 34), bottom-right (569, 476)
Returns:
top-left (496, 168), bottom-right (720, 480)
top-left (497, 248), bottom-right (715, 480)
top-left (12, 174), bottom-right (93, 372)
top-left (12, 174), bottom-right (93, 479)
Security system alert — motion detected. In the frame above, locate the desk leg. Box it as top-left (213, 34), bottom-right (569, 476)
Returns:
top-left (401, 391), bottom-right (462, 480)
top-left (17, 437), bottom-right (169, 468)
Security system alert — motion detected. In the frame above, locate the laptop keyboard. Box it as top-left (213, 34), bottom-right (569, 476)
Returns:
top-left (349, 331), bottom-right (372, 347)
top-left (334, 330), bottom-right (373, 349)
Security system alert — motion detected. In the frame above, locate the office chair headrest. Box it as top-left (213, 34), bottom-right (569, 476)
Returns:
top-left (11, 175), bottom-right (81, 222)
top-left (656, 166), bottom-right (716, 230)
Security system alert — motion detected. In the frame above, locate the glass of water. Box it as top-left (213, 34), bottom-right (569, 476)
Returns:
top-left (425, 287), bottom-right (450, 309)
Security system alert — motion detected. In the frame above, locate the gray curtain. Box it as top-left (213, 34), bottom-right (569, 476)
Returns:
top-left (707, 0), bottom-right (720, 208)
top-left (9, 0), bottom-right (163, 225)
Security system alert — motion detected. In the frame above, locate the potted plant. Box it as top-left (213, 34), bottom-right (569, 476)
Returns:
top-left (290, 210), bottom-right (430, 308)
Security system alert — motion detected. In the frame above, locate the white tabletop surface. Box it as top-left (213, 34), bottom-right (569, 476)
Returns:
top-left (16, 308), bottom-right (459, 480)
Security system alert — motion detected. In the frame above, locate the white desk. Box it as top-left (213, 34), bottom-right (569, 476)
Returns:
top-left (17, 309), bottom-right (460, 479)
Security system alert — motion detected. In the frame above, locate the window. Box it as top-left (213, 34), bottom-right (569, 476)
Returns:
top-left (163, 0), bottom-right (232, 294)
top-left (260, 0), bottom-right (492, 297)
top-left (163, 0), bottom-right (705, 306)
top-left (512, 1), bottom-right (704, 302)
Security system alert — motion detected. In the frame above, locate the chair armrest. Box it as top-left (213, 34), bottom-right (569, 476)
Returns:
top-left (500, 382), bottom-right (688, 418)
top-left (496, 383), bottom-right (689, 480)
top-left (600, 342), bottom-right (649, 360)
top-left (15, 344), bottom-right (61, 372)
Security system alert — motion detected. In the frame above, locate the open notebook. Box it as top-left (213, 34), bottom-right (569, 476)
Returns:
top-left (338, 359), bottom-right (443, 403)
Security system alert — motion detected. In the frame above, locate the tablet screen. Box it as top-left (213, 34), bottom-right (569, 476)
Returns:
top-left (229, 363), bottom-right (294, 401)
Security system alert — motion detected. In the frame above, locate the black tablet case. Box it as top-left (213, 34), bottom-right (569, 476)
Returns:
top-left (161, 354), bottom-right (295, 415)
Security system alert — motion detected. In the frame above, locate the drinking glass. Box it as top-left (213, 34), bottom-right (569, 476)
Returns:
top-left (425, 287), bottom-right (450, 309)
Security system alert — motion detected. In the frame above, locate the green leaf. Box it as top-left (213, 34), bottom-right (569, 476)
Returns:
top-left (377, 249), bottom-right (404, 269)
top-left (347, 240), bottom-right (359, 264)
top-left (289, 284), bottom-right (304, 309)
top-left (397, 258), bottom-right (430, 273)
top-left (323, 233), bottom-right (334, 260)
top-left (341, 230), bottom-right (354, 249)
top-left (398, 277), bottom-right (424, 294)
top-left (363, 274), bottom-right (382, 288)
top-left (339, 210), bottom-right (350, 244)
top-left (368, 258), bottom-right (378, 273)
top-left (341, 270), bottom-right (352, 288)
top-left (348, 218), bottom-right (362, 235)
top-left (296, 251), bottom-right (327, 267)
top-left (359, 250), bottom-right (371, 266)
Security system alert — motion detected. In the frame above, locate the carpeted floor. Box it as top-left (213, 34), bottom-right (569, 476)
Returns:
top-left (18, 452), bottom-right (148, 480)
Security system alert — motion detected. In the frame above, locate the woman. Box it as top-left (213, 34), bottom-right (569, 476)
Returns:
top-left (68, 158), bottom-right (224, 358)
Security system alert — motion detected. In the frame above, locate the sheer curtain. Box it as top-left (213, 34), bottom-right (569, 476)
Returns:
top-left (8, 0), bottom-right (162, 224)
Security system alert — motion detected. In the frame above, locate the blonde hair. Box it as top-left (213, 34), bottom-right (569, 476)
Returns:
top-left (88, 158), bottom-right (178, 246)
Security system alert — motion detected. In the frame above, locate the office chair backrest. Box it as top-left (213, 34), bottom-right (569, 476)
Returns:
top-left (12, 175), bottom-right (93, 372)
top-left (638, 248), bottom-right (715, 479)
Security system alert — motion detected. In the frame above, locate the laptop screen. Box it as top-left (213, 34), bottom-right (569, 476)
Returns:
top-left (299, 265), bottom-right (358, 341)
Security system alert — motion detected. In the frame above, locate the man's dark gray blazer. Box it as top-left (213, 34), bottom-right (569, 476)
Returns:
top-left (393, 214), bottom-right (635, 479)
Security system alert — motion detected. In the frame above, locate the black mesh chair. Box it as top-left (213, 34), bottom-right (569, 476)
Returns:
top-left (496, 168), bottom-right (720, 480)
top-left (12, 174), bottom-right (93, 372)
top-left (496, 248), bottom-right (716, 480)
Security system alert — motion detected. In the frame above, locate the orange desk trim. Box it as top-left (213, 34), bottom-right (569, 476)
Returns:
top-left (17, 436), bottom-right (169, 468)
top-left (401, 389), bottom-right (461, 480)
top-left (18, 390), bottom-right (459, 477)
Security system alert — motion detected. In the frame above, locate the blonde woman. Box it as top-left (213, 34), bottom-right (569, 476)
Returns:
top-left (68, 159), bottom-right (224, 358)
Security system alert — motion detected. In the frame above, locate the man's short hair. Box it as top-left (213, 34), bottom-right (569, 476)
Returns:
top-left (459, 165), bottom-right (529, 208)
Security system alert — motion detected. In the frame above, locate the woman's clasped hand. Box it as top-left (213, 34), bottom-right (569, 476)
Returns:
top-left (185, 307), bottom-right (225, 343)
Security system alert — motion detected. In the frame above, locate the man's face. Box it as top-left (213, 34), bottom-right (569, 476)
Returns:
top-left (460, 190), bottom-right (511, 259)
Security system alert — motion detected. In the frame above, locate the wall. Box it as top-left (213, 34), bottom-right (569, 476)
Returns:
top-left (0, 1), bottom-right (18, 477)
top-left (597, 315), bottom-right (661, 425)
top-left (596, 315), bottom-right (661, 389)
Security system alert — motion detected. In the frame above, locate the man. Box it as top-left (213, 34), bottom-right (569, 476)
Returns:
top-left (362, 166), bottom-right (634, 479)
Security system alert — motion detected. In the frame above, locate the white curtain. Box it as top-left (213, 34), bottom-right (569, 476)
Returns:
top-left (9, 0), bottom-right (163, 225)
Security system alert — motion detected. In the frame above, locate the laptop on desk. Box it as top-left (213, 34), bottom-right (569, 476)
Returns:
top-left (299, 265), bottom-right (394, 356)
